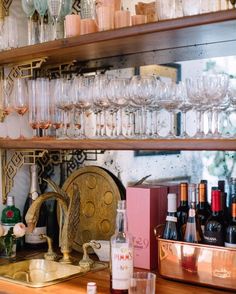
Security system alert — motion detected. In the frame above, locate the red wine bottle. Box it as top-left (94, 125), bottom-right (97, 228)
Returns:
top-left (177, 183), bottom-right (189, 239)
top-left (184, 184), bottom-right (203, 243)
top-left (204, 189), bottom-right (225, 246)
top-left (218, 180), bottom-right (229, 225)
top-left (225, 197), bottom-right (236, 248)
top-left (197, 182), bottom-right (211, 233)
top-left (163, 193), bottom-right (180, 241)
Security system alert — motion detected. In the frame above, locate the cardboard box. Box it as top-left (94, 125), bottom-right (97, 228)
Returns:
top-left (126, 185), bottom-right (168, 270)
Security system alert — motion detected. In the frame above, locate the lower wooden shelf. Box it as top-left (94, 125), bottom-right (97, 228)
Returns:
top-left (0, 138), bottom-right (235, 151)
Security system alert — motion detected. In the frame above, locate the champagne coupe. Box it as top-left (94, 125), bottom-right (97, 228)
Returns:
top-left (21, 0), bottom-right (35, 45)
top-left (13, 78), bottom-right (29, 139)
top-left (33, 0), bottom-right (48, 43)
top-left (47, 0), bottom-right (63, 40)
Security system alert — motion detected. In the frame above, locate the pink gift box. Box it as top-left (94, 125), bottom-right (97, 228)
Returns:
top-left (127, 185), bottom-right (168, 270)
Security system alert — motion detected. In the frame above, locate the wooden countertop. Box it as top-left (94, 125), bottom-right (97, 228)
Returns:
top-left (0, 267), bottom-right (232, 294)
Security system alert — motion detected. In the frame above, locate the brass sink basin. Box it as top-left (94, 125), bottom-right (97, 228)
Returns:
top-left (0, 259), bottom-right (107, 288)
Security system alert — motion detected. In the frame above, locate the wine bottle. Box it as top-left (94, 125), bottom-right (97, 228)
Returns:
top-left (177, 183), bottom-right (189, 238)
top-left (163, 193), bottom-right (180, 241)
top-left (110, 200), bottom-right (133, 294)
top-left (204, 189), bottom-right (225, 246)
top-left (197, 182), bottom-right (211, 233)
top-left (184, 184), bottom-right (203, 243)
top-left (23, 164), bottom-right (47, 249)
top-left (218, 180), bottom-right (229, 225)
top-left (225, 197), bottom-right (236, 248)
top-left (229, 177), bottom-right (236, 213)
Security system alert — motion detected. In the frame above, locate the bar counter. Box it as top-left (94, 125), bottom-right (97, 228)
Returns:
top-left (0, 267), bottom-right (232, 294)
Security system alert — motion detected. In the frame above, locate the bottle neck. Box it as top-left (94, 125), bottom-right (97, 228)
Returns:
top-left (116, 209), bottom-right (127, 233)
top-left (29, 165), bottom-right (41, 200)
top-left (6, 196), bottom-right (15, 207)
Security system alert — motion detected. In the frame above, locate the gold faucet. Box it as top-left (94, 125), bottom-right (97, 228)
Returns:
top-left (25, 184), bottom-right (80, 264)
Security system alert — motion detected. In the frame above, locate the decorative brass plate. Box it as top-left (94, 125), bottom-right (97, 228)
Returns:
top-left (62, 166), bottom-right (122, 253)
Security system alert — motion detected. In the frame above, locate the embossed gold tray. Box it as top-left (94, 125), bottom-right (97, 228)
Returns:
top-left (62, 166), bottom-right (123, 253)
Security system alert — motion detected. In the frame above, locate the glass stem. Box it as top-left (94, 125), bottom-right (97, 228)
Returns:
top-left (119, 108), bottom-right (123, 137)
top-left (40, 16), bottom-right (44, 43)
top-left (207, 110), bottom-right (213, 135)
top-left (27, 16), bottom-right (33, 45)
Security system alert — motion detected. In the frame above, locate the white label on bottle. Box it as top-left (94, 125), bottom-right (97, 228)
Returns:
top-left (201, 225), bottom-right (205, 234)
top-left (166, 216), bottom-right (177, 222)
top-left (111, 244), bottom-right (133, 290)
top-left (224, 242), bottom-right (236, 248)
top-left (25, 227), bottom-right (47, 244)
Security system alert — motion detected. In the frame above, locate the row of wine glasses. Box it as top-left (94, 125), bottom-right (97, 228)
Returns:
top-left (21, 0), bottom-right (73, 44)
top-left (1, 74), bottom-right (235, 139)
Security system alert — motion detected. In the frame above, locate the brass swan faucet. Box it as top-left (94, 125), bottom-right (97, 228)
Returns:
top-left (25, 183), bottom-right (80, 264)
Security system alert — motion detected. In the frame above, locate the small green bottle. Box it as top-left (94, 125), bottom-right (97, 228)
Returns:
top-left (1, 196), bottom-right (21, 231)
top-left (1, 196), bottom-right (22, 252)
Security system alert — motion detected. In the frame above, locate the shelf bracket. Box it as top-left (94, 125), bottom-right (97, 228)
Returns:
top-left (43, 61), bottom-right (75, 79)
top-left (1, 149), bottom-right (48, 203)
top-left (1, 0), bottom-right (13, 16)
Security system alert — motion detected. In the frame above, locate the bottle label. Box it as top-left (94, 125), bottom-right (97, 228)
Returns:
top-left (189, 208), bottom-right (195, 217)
top-left (6, 210), bottom-right (14, 219)
top-left (111, 244), bottom-right (133, 290)
top-left (224, 242), bottom-right (236, 248)
top-left (25, 227), bottom-right (47, 244)
top-left (203, 231), bottom-right (224, 246)
top-left (166, 216), bottom-right (177, 222)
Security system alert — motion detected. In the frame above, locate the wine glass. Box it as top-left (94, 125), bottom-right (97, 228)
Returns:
top-left (47, 0), bottom-right (63, 40)
top-left (13, 78), bottom-right (29, 139)
top-left (2, 79), bottom-right (14, 138)
top-left (28, 79), bottom-right (39, 137)
top-left (73, 76), bottom-right (93, 139)
top-left (33, 0), bottom-right (48, 43)
top-left (108, 78), bottom-right (129, 139)
top-left (21, 0), bottom-right (35, 45)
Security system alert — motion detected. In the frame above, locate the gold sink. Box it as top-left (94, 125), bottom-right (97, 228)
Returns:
top-left (0, 259), bottom-right (107, 288)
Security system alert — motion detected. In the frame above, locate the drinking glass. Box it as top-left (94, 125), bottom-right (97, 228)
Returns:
top-left (21, 0), bottom-right (36, 45)
top-left (13, 78), bottom-right (29, 138)
top-left (33, 0), bottom-right (48, 43)
top-left (28, 79), bottom-right (39, 137)
top-left (230, 0), bottom-right (236, 8)
top-left (129, 272), bottom-right (156, 294)
top-left (92, 75), bottom-right (110, 138)
top-left (2, 79), bottom-right (14, 138)
top-left (73, 76), bottom-right (93, 139)
top-left (130, 75), bottom-right (155, 138)
top-left (108, 78), bottom-right (129, 139)
top-left (47, 0), bottom-right (63, 40)
top-left (156, 0), bottom-right (176, 20)
top-left (35, 78), bottom-right (51, 136)
top-left (182, 0), bottom-right (201, 16)
top-left (158, 81), bottom-right (179, 138)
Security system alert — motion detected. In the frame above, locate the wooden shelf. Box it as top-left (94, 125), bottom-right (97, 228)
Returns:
top-left (0, 10), bottom-right (236, 66)
top-left (0, 138), bottom-right (235, 151)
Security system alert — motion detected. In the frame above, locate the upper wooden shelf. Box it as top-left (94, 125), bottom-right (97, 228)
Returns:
top-left (0, 138), bottom-right (235, 151)
top-left (0, 10), bottom-right (236, 66)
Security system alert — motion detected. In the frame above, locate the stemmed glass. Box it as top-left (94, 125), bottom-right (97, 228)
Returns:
top-left (21, 0), bottom-right (35, 45)
top-left (158, 80), bottom-right (179, 139)
top-left (230, 0), bottom-right (236, 8)
top-left (13, 78), bottom-right (29, 138)
top-left (47, 0), bottom-right (63, 40)
top-left (92, 75), bottom-right (110, 139)
top-left (33, 0), bottom-right (48, 43)
top-left (28, 79), bottom-right (39, 137)
top-left (130, 75), bottom-right (156, 138)
top-left (73, 76), bottom-right (93, 139)
top-left (35, 78), bottom-right (51, 137)
top-left (2, 79), bottom-right (14, 138)
top-left (108, 78), bottom-right (129, 139)
top-left (177, 81), bottom-right (192, 138)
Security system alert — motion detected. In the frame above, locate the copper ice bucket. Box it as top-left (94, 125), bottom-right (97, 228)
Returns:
top-left (155, 225), bottom-right (236, 291)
